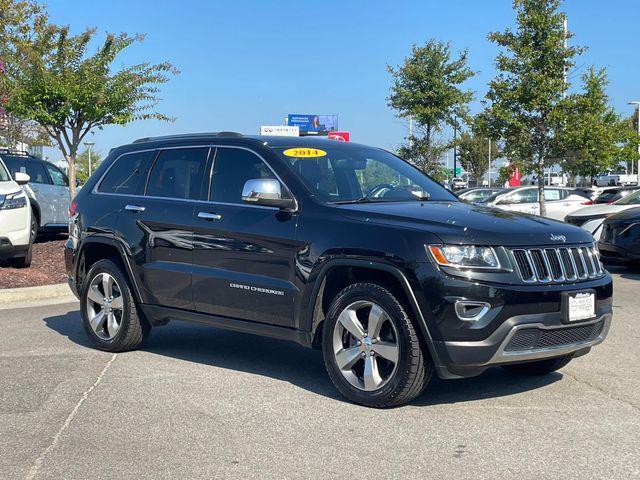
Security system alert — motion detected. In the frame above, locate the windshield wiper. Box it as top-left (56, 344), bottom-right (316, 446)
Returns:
top-left (331, 197), bottom-right (378, 205)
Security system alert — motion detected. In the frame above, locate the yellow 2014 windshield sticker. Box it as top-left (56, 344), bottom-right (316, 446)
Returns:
top-left (283, 147), bottom-right (327, 158)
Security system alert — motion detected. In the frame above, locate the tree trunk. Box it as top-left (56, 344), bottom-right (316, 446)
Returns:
top-left (538, 159), bottom-right (546, 217)
top-left (67, 154), bottom-right (77, 198)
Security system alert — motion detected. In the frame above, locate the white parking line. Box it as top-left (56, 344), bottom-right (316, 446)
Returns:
top-left (25, 353), bottom-right (117, 480)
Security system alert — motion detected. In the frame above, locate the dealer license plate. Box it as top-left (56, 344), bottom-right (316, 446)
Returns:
top-left (568, 292), bottom-right (595, 322)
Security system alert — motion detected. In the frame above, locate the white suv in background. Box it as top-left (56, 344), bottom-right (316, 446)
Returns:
top-left (0, 150), bottom-right (70, 233)
top-left (483, 186), bottom-right (591, 221)
top-left (0, 158), bottom-right (35, 267)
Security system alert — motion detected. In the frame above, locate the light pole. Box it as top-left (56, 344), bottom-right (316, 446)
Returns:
top-left (83, 141), bottom-right (95, 177)
top-left (628, 102), bottom-right (640, 178)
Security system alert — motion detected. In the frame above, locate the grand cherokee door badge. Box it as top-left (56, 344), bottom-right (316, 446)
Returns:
top-left (229, 282), bottom-right (285, 296)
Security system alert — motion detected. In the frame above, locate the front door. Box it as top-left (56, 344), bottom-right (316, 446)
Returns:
top-left (500, 188), bottom-right (539, 216)
top-left (43, 163), bottom-right (71, 224)
top-left (191, 147), bottom-right (300, 328)
top-left (25, 160), bottom-right (58, 226)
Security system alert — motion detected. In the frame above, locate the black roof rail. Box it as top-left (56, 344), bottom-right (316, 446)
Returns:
top-left (132, 132), bottom-right (244, 144)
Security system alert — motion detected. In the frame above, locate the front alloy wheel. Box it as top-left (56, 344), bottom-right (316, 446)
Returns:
top-left (332, 300), bottom-right (400, 391)
top-left (322, 283), bottom-right (433, 408)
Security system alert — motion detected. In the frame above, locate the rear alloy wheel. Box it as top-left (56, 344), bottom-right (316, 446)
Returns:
top-left (322, 283), bottom-right (432, 408)
top-left (81, 259), bottom-right (149, 352)
top-left (86, 272), bottom-right (125, 340)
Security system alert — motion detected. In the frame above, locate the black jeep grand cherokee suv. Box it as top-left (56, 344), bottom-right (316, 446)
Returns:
top-left (65, 133), bottom-right (613, 407)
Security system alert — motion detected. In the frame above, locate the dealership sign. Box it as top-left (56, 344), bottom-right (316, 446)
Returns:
top-left (260, 125), bottom-right (299, 137)
top-left (328, 131), bottom-right (350, 142)
top-left (287, 114), bottom-right (338, 134)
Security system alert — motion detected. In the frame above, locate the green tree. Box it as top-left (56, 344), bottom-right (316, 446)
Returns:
top-left (456, 116), bottom-right (501, 184)
top-left (554, 67), bottom-right (625, 182)
top-left (619, 114), bottom-right (640, 175)
top-left (387, 39), bottom-right (475, 177)
top-left (1, 19), bottom-right (178, 197)
top-left (485, 0), bottom-right (584, 215)
top-left (75, 148), bottom-right (103, 184)
top-left (0, 0), bottom-right (47, 148)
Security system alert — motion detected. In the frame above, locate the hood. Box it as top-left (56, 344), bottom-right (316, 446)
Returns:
top-left (335, 201), bottom-right (594, 246)
top-left (604, 206), bottom-right (640, 225)
top-left (569, 204), bottom-right (635, 218)
top-left (0, 180), bottom-right (21, 196)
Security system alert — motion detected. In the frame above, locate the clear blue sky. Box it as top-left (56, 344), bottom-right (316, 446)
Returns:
top-left (44, 0), bottom-right (640, 162)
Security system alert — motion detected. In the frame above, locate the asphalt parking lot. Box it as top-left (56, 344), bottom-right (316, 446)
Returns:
top-left (1, 266), bottom-right (639, 480)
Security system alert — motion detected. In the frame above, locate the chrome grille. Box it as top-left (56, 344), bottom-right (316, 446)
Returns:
top-left (510, 245), bottom-right (604, 283)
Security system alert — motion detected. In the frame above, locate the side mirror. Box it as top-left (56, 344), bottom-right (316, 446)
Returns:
top-left (14, 172), bottom-right (30, 185)
top-left (242, 178), bottom-right (295, 210)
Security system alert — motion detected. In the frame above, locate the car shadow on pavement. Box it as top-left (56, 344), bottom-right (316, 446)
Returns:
top-left (44, 309), bottom-right (561, 406)
top-left (604, 263), bottom-right (640, 281)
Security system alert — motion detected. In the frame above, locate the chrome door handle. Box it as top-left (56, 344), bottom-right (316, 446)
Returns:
top-left (125, 204), bottom-right (146, 213)
top-left (198, 211), bottom-right (222, 220)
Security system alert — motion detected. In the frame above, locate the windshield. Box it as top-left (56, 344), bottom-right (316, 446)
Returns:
top-left (615, 190), bottom-right (640, 205)
top-left (0, 161), bottom-right (10, 182)
top-left (272, 145), bottom-right (457, 203)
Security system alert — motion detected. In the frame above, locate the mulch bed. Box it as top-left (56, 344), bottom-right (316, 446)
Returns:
top-left (0, 236), bottom-right (68, 289)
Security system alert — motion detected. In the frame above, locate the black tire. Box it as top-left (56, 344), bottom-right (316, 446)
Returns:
top-left (80, 259), bottom-right (150, 352)
top-left (501, 353), bottom-right (574, 376)
top-left (10, 212), bottom-right (36, 268)
top-left (322, 282), bottom-right (433, 408)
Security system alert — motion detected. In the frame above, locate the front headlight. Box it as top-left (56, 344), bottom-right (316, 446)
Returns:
top-left (1, 191), bottom-right (27, 210)
top-left (427, 245), bottom-right (500, 269)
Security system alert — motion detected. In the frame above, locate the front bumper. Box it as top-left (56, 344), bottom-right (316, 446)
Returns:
top-left (0, 237), bottom-right (30, 260)
top-left (410, 262), bottom-right (613, 379)
top-left (433, 312), bottom-right (611, 378)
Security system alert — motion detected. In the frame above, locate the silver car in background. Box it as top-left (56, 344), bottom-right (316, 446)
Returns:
top-left (0, 150), bottom-right (70, 234)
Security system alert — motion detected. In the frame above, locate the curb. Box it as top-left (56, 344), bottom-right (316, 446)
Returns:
top-left (0, 283), bottom-right (77, 309)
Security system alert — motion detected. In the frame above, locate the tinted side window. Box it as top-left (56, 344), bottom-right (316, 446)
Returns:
top-left (146, 148), bottom-right (209, 200)
top-left (99, 151), bottom-right (155, 195)
top-left (26, 161), bottom-right (50, 184)
top-left (210, 148), bottom-right (277, 203)
top-left (45, 164), bottom-right (68, 187)
top-left (544, 189), bottom-right (561, 201)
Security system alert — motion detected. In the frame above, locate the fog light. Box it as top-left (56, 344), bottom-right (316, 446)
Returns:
top-left (454, 300), bottom-right (491, 322)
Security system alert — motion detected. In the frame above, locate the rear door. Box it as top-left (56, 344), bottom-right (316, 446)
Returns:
top-left (112, 146), bottom-right (210, 310)
top-left (191, 146), bottom-right (300, 328)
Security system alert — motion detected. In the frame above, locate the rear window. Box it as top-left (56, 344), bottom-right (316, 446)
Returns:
top-left (146, 147), bottom-right (209, 200)
top-left (98, 150), bottom-right (155, 195)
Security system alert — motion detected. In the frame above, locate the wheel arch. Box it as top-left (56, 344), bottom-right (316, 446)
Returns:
top-left (30, 199), bottom-right (41, 228)
top-left (76, 236), bottom-right (143, 303)
top-left (305, 259), bottom-right (440, 365)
